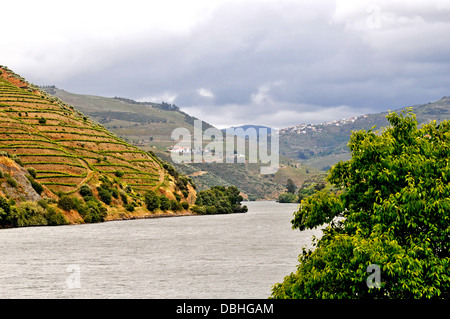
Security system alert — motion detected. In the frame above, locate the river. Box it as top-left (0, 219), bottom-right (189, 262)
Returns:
top-left (0, 201), bottom-right (321, 299)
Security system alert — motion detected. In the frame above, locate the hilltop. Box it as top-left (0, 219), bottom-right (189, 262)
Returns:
top-left (0, 66), bottom-right (196, 225)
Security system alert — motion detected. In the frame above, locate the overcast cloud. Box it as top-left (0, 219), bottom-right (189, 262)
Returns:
top-left (2, 0), bottom-right (450, 128)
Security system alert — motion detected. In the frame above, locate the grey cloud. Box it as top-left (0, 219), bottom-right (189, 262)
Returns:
top-left (12, 0), bottom-right (450, 128)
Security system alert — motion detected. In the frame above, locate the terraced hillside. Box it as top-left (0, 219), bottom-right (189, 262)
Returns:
top-left (0, 66), bottom-right (195, 215)
top-left (42, 87), bottom-right (323, 199)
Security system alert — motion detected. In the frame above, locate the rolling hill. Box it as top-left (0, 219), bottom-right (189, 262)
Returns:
top-left (40, 79), bottom-right (450, 199)
top-left (279, 96), bottom-right (450, 170)
top-left (0, 65), bottom-right (196, 223)
top-left (42, 87), bottom-right (322, 199)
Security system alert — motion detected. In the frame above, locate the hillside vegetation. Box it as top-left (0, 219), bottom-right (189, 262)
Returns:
top-left (0, 66), bottom-right (196, 225)
top-left (272, 109), bottom-right (450, 298)
top-left (42, 87), bottom-right (321, 199)
top-left (279, 96), bottom-right (450, 170)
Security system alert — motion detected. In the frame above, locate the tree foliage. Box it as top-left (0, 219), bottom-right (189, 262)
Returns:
top-left (271, 109), bottom-right (450, 299)
top-left (144, 190), bottom-right (160, 211)
top-left (286, 179), bottom-right (297, 194)
top-left (193, 185), bottom-right (248, 215)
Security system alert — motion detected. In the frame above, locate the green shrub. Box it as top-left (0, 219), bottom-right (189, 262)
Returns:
top-left (144, 190), bottom-right (160, 211)
top-left (194, 185), bottom-right (246, 215)
top-left (27, 167), bottom-right (37, 178)
top-left (79, 184), bottom-right (93, 198)
top-left (15, 201), bottom-right (47, 227)
top-left (159, 195), bottom-right (170, 211)
top-left (78, 199), bottom-right (107, 223)
top-left (125, 185), bottom-right (133, 193)
top-left (58, 196), bottom-right (76, 211)
top-left (110, 187), bottom-right (119, 199)
top-left (278, 192), bottom-right (297, 203)
top-left (0, 196), bottom-right (17, 227)
top-left (44, 206), bottom-right (69, 226)
top-left (12, 155), bottom-right (22, 166)
top-left (191, 205), bottom-right (206, 215)
top-left (115, 170), bottom-right (124, 177)
top-left (120, 192), bottom-right (128, 205)
top-left (124, 203), bottom-right (135, 212)
top-left (38, 117), bottom-right (46, 124)
top-left (181, 201), bottom-right (189, 210)
top-left (97, 188), bottom-right (112, 205)
top-left (6, 176), bottom-right (17, 188)
top-left (26, 176), bottom-right (43, 195)
top-left (169, 199), bottom-right (182, 211)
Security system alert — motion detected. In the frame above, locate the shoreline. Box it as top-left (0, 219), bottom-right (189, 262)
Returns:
top-left (105, 210), bottom-right (196, 222)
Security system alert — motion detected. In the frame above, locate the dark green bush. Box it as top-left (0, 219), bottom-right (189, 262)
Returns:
top-left (278, 192), bottom-right (297, 203)
top-left (79, 184), bottom-right (93, 198)
top-left (15, 202), bottom-right (47, 227)
top-left (144, 190), bottom-right (160, 211)
top-left (181, 201), bottom-right (189, 210)
top-left (26, 176), bottom-right (43, 195)
top-left (170, 199), bottom-right (182, 211)
top-left (110, 187), bottom-right (119, 199)
top-left (159, 195), bottom-right (170, 211)
top-left (194, 185), bottom-right (246, 215)
top-left (115, 170), bottom-right (124, 177)
top-left (97, 187), bottom-right (112, 205)
top-left (78, 199), bottom-right (107, 223)
top-left (58, 196), bottom-right (76, 211)
top-left (0, 196), bottom-right (17, 227)
top-left (120, 192), bottom-right (128, 205)
top-left (27, 167), bottom-right (37, 178)
top-left (44, 206), bottom-right (68, 226)
top-left (6, 176), bottom-right (17, 188)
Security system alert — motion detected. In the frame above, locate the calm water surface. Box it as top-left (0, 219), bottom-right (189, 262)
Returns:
top-left (0, 201), bottom-right (321, 298)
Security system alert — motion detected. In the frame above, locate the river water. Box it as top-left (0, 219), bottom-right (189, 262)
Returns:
top-left (0, 201), bottom-right (321, 299)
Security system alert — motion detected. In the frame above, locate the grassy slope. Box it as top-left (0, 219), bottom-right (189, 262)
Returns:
top-left (42, 87), bottom-right (193, 151)
top-left (279, 96), bottom-right (450, 170)
top-left (0, 66), bottom-right (196, 220)
top-left (44, 87), bottom-right (320, 199)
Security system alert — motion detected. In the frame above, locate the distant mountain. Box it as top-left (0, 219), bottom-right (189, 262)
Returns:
top-left (42, 88), bottom-right (320, 199)
top-left (279, 96), bottom-right (450, 170)
top-left (221, 125), bottom-right (275, 138)
top-left (40, 86), bottom-right (215, 152)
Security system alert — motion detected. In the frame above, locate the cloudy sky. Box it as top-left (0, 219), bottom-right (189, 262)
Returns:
top-left (2, 0), bottom-right (450, 128)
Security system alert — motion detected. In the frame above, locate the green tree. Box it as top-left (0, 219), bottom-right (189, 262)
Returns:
top-left (271, 109), bottom-right (450, 299)
top-left (194, 186), bottom-right (247, 215)
top-left (278, 192), bottom-right (297, 203)
top-left (286, 179), bottom-right (297, 194)
top-left (78, 199), bottom-right (107, 223)
top-left (97, 188), bottom-right (112, 205)
top-left (79, 184), bottom-right (93, 198)
top-left (58, 196), bottom-right (76, 211)
top-left (159, 195), bottom-right (170, 211)
top-left (144, 190), bottom-right (160, 211)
